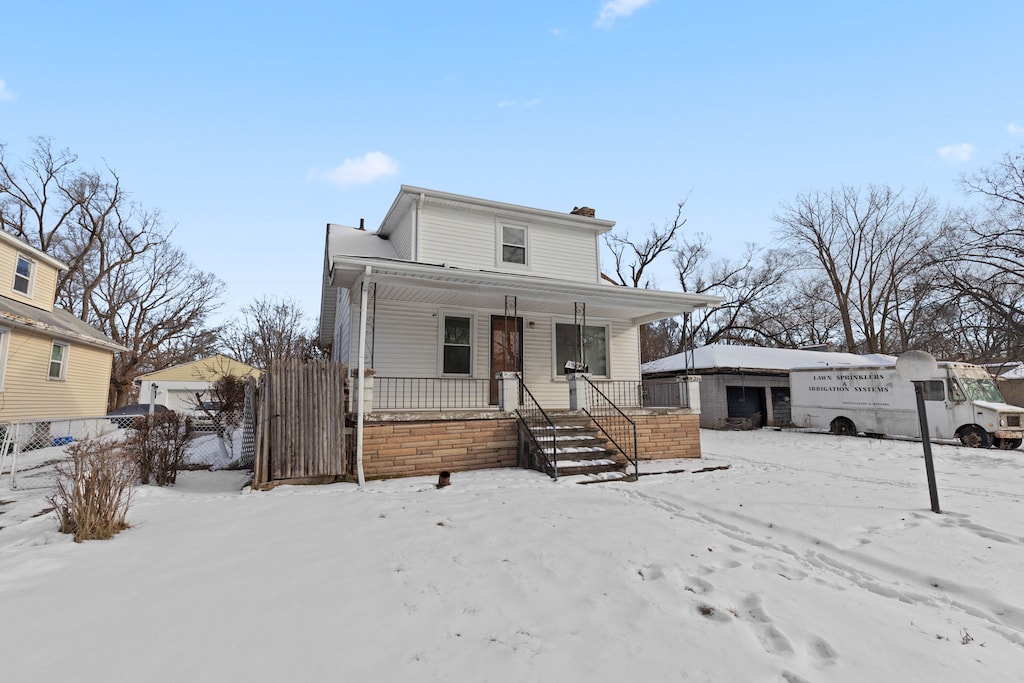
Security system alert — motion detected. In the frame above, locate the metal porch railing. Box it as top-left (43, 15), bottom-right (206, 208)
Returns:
top-left (581, 376), bottom-right (639, 479)
top-left (591, 378), bottom-right (693, 409)
top-left (373, 377), bottom-right (491, 411)
top-left (514, 379), bottom-right (560, 479)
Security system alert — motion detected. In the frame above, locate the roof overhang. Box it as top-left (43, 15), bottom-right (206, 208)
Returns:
top-left (0, 305), bottom-right (128, 353)
top-left (329, 255), bottom-right (722, 325)
top-left (380, 185), bottom-right (617, 237)
top-left (0, 231), bottom-right (69, 271)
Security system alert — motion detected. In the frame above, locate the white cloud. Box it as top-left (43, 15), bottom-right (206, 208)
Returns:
top-left (937, 143), bottom-right (975, 163)
top-left (497, 99), bottom-right (540, 109)
top-left (551, 27), bottom-right (567, 37)
top-left (316, 151), bottom-right (398, 187)
top-left (594, 0), bottom-right (653, 29)
top-left (0, 79), bottom-right (16, 102)
top-left (1008, 123), bottom-right (1024, 137)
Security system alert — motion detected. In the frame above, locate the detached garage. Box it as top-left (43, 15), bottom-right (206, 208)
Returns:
top-left (642, 345), bottom-right (892, 430)
top-left (136, 355), bottom-right (261, 411)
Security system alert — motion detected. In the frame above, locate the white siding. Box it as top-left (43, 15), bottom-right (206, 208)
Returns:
top-left (350, 300), bottom-right (440, 376)
top-left (520, 317), bottom-right (639, 408)
top-left (417, 205), bottom-right (601, 283)
top-left (333, 288), bottom-right (351, 364)
top-left (345, 300), bottom-right (642, 410)
top-left (387, 203), bottom-right (415, 260)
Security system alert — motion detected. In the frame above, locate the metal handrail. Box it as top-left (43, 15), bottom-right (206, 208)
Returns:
top-left (581, 375), bottom-right (638, 479)
top-left (515, 379), bottom-right (559, 479)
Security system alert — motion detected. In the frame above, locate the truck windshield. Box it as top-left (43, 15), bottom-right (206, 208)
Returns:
top-left (958, 378), bottom-right (1005, 403)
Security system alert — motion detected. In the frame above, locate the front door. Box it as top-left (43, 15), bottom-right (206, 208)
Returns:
top-left (490, 315), bottom-right (523, 404)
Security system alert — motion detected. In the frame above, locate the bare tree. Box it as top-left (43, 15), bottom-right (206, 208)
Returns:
top-left (223, 296), bottom-right (321, 368)
top-left (605, 198), bottom-right (688, 288)
top-left (774, 185), bottom-right (938, 354)
top-left (606, 199), bottom-right (794, 361)
top-left (936, 149), bottom-right (1024, 359)
top-left (675, 236), bottom-right (791, 350)
top-left (0, 137), bottom-right (222, 407)
top-left (99, 241), bottom-right (223, 407)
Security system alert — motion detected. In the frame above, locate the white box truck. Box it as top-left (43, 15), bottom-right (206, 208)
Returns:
top-left (789, 362), bottom-right (1024, 449)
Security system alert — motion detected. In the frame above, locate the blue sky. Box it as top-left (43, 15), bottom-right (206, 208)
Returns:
top-left (3, 1), bottom-right (1023, 326)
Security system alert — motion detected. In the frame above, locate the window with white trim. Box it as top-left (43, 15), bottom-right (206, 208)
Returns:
top-left (500, 224), bottom-right (528, 266)
top-left (442, 315), bottom-right (473, 375)
top-left (48, 341), bottom-right (69, 381)
top-left (0, 327), bottom-right (9, 391)
top-left (554, 322), bottom-right (609, 376)
top-left (14, 254), bottom-right (33, 295)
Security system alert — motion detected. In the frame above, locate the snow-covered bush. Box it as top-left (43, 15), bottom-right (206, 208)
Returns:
top-left (49, 438), bottom-right (135, 542)
top-left (125, 412), bottom-right (194, 486)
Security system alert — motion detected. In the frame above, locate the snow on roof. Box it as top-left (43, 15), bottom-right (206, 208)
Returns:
top-left (327, 224), bottom-right (399, 260)
top-left (998, 363), bottom-right (1024, 380)
top-left (642, 344), bottom-right (896, 374)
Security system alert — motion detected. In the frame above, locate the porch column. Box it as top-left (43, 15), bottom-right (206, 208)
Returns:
top-left (497, 372), bottom-right (520, 413)
top-left (678, 375), bottom-right (701, 413)
top-left (568, 373), bottom-right (591, 412)
top-left (349, 370), bottom-right (375, 414)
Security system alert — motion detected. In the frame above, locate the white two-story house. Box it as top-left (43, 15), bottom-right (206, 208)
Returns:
top-left (319, 186), bottom-right (721, 481)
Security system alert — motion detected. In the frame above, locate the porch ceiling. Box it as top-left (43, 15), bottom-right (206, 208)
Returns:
top-left (330, 256), bottom-right (722, 324)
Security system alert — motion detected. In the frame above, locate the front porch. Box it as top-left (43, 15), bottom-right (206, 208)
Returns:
top-left (349, 373), bottom-right (703, 481)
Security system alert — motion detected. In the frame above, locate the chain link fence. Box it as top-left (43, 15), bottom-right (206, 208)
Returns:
top-left (1, 407), bottom-right (256, 491)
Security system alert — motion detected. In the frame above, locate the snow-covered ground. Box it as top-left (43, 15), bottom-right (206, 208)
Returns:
top-left (1, 429), bottom-right (1023, 682)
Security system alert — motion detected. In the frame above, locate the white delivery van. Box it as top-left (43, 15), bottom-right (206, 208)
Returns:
top-left (789, 362), bottom-right (1024, 449)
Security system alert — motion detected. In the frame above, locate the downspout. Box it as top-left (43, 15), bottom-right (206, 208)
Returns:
top-left (356, 265), bottom-right (371, 488)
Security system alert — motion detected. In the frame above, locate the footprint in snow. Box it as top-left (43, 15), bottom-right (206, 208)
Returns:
top-left (742, 593), bottom-right (794, 656)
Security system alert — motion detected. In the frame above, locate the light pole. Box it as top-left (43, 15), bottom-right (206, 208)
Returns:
top-left (895, 350), bottom-right (941, 514)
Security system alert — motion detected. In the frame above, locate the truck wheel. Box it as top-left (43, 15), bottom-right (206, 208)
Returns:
top-left (831, 417), bottom-right (856, 437)
top-left (959, 426), bottom-right (992, 449)
top-left (994, 438), bottom-right (1022, 450)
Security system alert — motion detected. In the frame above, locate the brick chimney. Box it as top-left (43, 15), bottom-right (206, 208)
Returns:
top-left (570, 206), bottom-right (596, 218)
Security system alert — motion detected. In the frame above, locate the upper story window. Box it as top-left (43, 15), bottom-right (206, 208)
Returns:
top-left (14, 254), bottom-right (33, 295)
top-left (48, 341), bottom-right (69, 381)
top-left (500, 224), bottom-right (528, 266)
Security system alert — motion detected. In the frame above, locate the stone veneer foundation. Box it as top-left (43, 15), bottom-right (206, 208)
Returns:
top-left (353, 408), bottom-right (701, 480)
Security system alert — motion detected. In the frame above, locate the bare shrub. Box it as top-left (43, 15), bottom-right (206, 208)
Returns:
top-left (49, 439), bottom-right (135, 542)
top-left (125, 412), bottom-right (194, 486)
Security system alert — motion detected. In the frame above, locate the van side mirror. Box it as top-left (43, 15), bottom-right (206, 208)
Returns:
top-left (949, 379), bottom-right (966, 402)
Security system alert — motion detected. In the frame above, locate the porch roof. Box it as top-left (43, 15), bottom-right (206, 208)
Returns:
top-left (329, 255), bottom-right (722, 325)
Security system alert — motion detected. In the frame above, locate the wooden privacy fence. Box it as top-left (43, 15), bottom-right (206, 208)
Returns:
top-left (253, 359), bottom-right (348, 489)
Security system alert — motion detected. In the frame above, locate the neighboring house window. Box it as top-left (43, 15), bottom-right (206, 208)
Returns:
top-left (500, 224), bottom-right (528, 265)
top-left (0, 327), bottom-right (8, 390)
top-left (14, 254), bottom-right (33, 295)
top-left (554, 323), bottom-right (608, 376)
top-left (48, 341), bottom-right (69, 381)
top-left (442, 315), bottom-right (473, 375)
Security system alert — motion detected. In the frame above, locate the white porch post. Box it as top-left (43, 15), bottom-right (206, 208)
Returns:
top-left (355, 266), bottom-right (371, 488)
top-left (680, 375), bottom-right (701, 412)
top-left (497, 372), bottom-right (520, 412)
top-left (568, 373), bottom-right (591, 412)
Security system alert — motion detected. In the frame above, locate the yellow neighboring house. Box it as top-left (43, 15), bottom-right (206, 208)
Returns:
top-left (136, 355), bottom-right (261, 412)
top-left (0, 231), bottom-right (127, 421)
